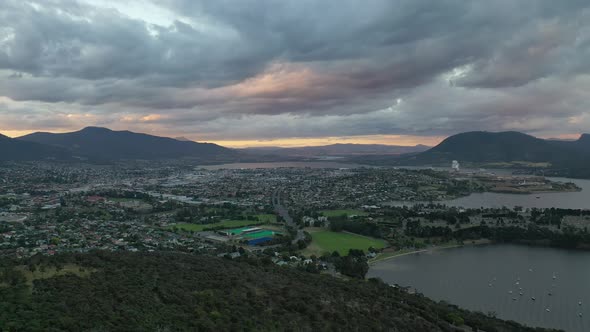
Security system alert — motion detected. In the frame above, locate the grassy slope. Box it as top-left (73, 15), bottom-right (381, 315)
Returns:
top-left (168, 214), bottom-right (276, 232)
top-left (304, 229), bottom-right (386, 256)
top-left (320, 209), bottom-right (369, 217)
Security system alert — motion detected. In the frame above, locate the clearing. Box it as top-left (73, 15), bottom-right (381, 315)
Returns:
top-left (319, 209), bottom-right (369, 217)
top-left (168, 218), bottom-right (271, 232)
top-left (302, 229), bottom-right (386, 256)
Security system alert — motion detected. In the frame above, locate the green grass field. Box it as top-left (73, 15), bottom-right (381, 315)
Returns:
top-left (168, 219), bottom-right (269, 232)
top-left (319, 209), bottom-right (369, 217)
top-left (303, 230), bottom-right (386, 256)
top-left (255, 214), bottom-right (277, 223)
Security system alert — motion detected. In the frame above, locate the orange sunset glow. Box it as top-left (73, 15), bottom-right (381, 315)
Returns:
top-left (210, 135), bottom-right (445, 148)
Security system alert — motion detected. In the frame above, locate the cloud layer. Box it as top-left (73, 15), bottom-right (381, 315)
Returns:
top-left (1, 0), bottom-right (590, 145)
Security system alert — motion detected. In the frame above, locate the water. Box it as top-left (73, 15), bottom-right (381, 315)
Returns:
top-left (388, 177), bottom-right (590, 210)
top-left (198, 161), bottom-right (369, 169)
top-left (369, 244), bottom-right (590, 332)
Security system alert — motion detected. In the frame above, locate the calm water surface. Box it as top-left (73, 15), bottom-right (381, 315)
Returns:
top-left (198, 161), bottom-right (368, 169)
top-left (369, 244), bottom-right (590, 332)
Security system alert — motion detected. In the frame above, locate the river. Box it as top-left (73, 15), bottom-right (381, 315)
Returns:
top-left (368, 244), bottom-right (590, 332)
top-left (198, 161), bottom-right (369, 169)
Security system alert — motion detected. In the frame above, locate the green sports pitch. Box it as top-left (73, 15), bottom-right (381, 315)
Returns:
top-left (303, 230), bottom-right (386, 256)
top-left (167, 219), bottom-right (262, 232)
top-left (166, 214), bottom-right (276, 232)
top-left (319, 209), bottom-right (369, 217)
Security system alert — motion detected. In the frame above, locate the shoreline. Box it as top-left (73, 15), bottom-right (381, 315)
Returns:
top-left (369, 239), bottom-right (492, 265)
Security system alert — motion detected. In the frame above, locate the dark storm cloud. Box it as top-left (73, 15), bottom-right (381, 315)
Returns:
top-left (1, 0), bottom-right (590, 140)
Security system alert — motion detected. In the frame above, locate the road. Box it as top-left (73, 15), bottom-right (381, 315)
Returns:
top-left (272, 188), bottom-right (305, 244)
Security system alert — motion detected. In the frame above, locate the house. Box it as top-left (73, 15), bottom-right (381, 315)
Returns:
top-left (86, 196), bottom-right (106, 204)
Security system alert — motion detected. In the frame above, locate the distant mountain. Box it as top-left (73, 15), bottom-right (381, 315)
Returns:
top-left (0, 133), bottom-right (72, 161)
top-left (242, 143), bottom-right (430, 157)
top-left (405, 131), bottom-right (590, 166)
top-left (17, 127), bottom-right (235, 161)
top-left (574, 133), bottom-right (590, 151)
top-left (174, 136), bottom-right (193, 142)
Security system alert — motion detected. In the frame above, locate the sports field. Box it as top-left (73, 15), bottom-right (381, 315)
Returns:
top-left (255, 214), bottom-right (277, 223)
top-left (242, 230), bottom-right (277, 239)
top-left (303, 229), bottom-right (386, 256)
top-left (319, 209), bottom-right (369, 217)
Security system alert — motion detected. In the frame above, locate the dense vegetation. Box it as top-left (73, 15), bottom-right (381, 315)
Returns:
top-left (454, 224), bottom-right (590, 249)
top-left (303, 204), bottom-right (589, 252)
top-left (0, 251), bottom-right (558, 332)
top-left (329, 217), bottom-right (382, 238)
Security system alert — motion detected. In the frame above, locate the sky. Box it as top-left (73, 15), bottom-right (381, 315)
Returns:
top-left (1, 1), bottom-right (590, 147)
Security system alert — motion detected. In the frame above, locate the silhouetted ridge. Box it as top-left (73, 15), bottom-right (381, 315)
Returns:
top-left (17, 127), bottom-right (234, 160)
top-left (0, 134), bottom-right (72, 161)
top-left (409, 131), bottom-right (586, 165)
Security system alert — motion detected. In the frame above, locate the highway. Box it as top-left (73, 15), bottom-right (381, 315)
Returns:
top-left (272, 188), bottom-right (305, 244)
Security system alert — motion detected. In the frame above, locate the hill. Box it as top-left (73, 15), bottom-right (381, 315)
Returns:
top-left (0, 134), bottom-right (72, 161)
top-left (0, 251), bottom-right (556, 331)
top-left (17, 127), bottom-right (235, 161)
top-left (405, 131), bottom-right (590, 166)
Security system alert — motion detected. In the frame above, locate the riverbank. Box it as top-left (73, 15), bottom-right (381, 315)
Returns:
top-left (369, 239), bottom-right (492, 265)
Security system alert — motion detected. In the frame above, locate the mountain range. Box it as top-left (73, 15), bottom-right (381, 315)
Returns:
top-left (2, 128), bottom-right (590, 171)
top-left (2, 127), bottom-right (235, 161)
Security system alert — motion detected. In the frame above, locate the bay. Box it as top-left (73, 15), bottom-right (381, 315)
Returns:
top-left (368, 244), bottom-right (590, 332)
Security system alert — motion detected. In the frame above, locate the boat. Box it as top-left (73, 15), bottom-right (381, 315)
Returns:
top-left (531, 297), bottom-right (536, 301)
top-left (579, 313), bottom-right (583, 317)
top-left (579, 301), bottom-right (583, 306)
top-left (519, 292), bottom-right (523, 296)
top-left (546, 308), bottom-right (551, 312)
top-left (508, 290), bottom-right (513, 294)
top-left (512, 298), bottom-right (517, 301)
top-left (536, 196), bottom-right (540, 199)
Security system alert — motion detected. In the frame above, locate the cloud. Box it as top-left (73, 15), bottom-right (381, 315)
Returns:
top-left (1, 0), bottom-right (590, 144)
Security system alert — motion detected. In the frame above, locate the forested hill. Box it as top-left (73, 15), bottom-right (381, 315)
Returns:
top-left (405, 131), bottom-right (590, 167)
top-left (0, 134), bottom-right (72, 161)
top-left (17, 127), bottom-right (234, 161)
top-left (0, 251), bottom-right (558, 332)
